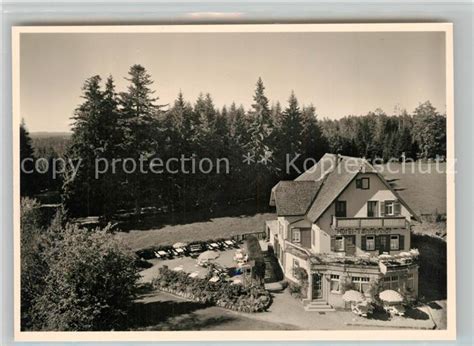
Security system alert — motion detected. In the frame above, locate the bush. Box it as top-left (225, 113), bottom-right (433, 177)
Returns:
top-left (29, 224), bottom-right (140, 331)
top-left (152, 267), bottom-right (272, 313)
top-left (288, 281), bottom-right (303, 299)
top-left (293, 268), bottom-right (309, 298)
top-left (21, 197), bottom-right (47, 329)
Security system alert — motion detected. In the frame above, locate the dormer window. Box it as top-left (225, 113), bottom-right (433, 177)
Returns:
top-left (356, 177), bottom-right (370, 189)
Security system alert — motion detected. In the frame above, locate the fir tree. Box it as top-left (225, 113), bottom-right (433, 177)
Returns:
top-left (119, 65), bottom-right (163, 215)
top-left (63, 75), bottom-right (107, 216)
top-left (246, 77), bottom-right (275, 207)
top-left (20, 120), bottom-right (37, 196)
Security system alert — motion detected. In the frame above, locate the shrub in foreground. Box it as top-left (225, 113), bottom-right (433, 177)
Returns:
top-left (29, 224), bottom-right (140, 331)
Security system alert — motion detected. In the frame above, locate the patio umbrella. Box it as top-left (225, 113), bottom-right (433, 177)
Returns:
top-left (197, 250), bottom-right (220, 262)
top-left (379, 290), bottom-right (404, 303)
top-left (342, 290), bottom-right (365, 302)
top-left (173, 242), bottom-right (188, 249)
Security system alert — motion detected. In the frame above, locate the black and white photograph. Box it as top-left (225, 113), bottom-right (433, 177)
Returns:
top-left (13, 24), bottom-right (455, 341)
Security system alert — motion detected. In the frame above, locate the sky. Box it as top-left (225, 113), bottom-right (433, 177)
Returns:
top-left (20, 31), bottom-right (446, 132)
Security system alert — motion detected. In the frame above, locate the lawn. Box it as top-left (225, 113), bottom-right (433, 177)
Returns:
top-left (116, 212), bottom-right (275, 251)
top-left (127, 290), bottom-right (298, 331)
top-left (116, 162), bottom-right (447, 251)
top-left (380, 162), bottom-right (446, 216)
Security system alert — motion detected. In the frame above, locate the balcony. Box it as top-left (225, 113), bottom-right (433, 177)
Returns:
top-left (332, 216), bottom-right (407, 230)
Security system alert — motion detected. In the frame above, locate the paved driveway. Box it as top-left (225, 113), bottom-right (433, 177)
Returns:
top-left (245, 290), bottom-right (437, 330)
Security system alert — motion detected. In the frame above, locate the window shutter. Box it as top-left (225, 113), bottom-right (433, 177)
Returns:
top-left (380, 201), bottom-right (385, 216)
top-left (375, 235), bottom-right (381, 250)
top-left (361, 236), bottom-right (367, 250)
top-left (330, 236), bottom-right (336, 251)
top-left (356, 179), bottom-right (361, 188)
top-left (394, 201), bottom-right (401, 215)
top-left (399, 235), bottom-right (405, 250)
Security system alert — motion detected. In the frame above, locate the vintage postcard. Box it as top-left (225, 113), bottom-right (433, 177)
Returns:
top-left (12, 23), bottom-right (455, 341)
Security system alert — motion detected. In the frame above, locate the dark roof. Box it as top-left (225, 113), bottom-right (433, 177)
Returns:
top-left (271, 153), bottom-right (419, 223)
top-left (295, 153), bottom-right (338, 182)
top-left (271, 181), bottom-right (321, 216)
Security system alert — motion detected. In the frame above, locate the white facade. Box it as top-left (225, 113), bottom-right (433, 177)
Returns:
top-left (266, 167), bottom-right (420, 307)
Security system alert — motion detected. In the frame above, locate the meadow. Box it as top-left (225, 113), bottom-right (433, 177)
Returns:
top-left (380, 162), bottom-right (447, 216)
top-left (116, 162), bottom-right (447, 251)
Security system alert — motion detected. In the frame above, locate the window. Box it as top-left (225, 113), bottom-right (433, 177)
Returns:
top-left (390, 235), bottom-right (400, 250)
top-left (407, 273), bottom-right (415, 290)
top-left (335, 236), bottom-right (344, 251)
top-left (385, 201), bottom-right (394, 215)
top-left (335, 201), bottom-right (347, 217)
top-left (352, 276), bottom-right (371, 294)
top-left (330, 274), bottom-right (340, 293)
top-left (292, 229), bottom-right (301, 243)
top-left (384, 200), bottom-right (401, 216)
top-left (356, 177), bottom-right (370, 189)
top-left (366, 235), bottom-right (376, 251)
top-left (383, 275), bottom-right (400, 290)
top-left (367, 201), bottom-right (378, 217)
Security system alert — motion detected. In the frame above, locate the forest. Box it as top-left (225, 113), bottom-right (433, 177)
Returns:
top-left (20, 64), bottom-right (446, 220)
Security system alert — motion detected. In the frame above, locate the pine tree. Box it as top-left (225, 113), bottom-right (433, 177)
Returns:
top-left (119, 65), bottom-right (163, 215)
top-left (63, 75), bottom-right (106, 216)
top-left (247, 77), bottom-right (273, 163)
top-left (166, 92), bottom-right (200, 212)
top-left (246, 78), bottom-right (275, 207)
top-left (281, 92), bottom-right (304, 155)
top-left (270, 101), bottom-right (283, 128)
top-left (97, 77), bottom-right (124, 216)
top-left (301, 104), bottom-right (326, 163)
top-left (192, 93), bottom-right (225, 209)
top-left (20, 120), bottom-right (37, 196)
top-left (62, 75), bottom-right (125, 217)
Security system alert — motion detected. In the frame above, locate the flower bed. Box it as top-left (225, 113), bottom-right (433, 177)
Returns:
top-left (313, 249), bottom-right (420, 267)
top-left (152, 266), bottom-right (272, 313)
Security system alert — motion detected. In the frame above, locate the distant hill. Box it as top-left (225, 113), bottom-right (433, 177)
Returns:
top-left (30, 132), bottom-right (72, 157)
top-left (30, 132), bottom-right (72, 139)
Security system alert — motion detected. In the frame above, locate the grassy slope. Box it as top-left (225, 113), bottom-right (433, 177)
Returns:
top-left (380, 162), bottom-right (446, 216)
top-left (118, 163), bottom-right (447, 251)
top-left (116, 213), bottom-right (275, 251)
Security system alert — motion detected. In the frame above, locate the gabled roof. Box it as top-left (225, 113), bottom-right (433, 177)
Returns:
top-left (300, 154), bottom-right (378, 222)
top-left (270, 180), bottom-right (322, 217)
top-left (271, 153), bottom-right (420, 222)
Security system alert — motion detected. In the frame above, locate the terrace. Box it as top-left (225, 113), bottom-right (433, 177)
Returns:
top-left (139, 238), bottom-right (271, 284)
